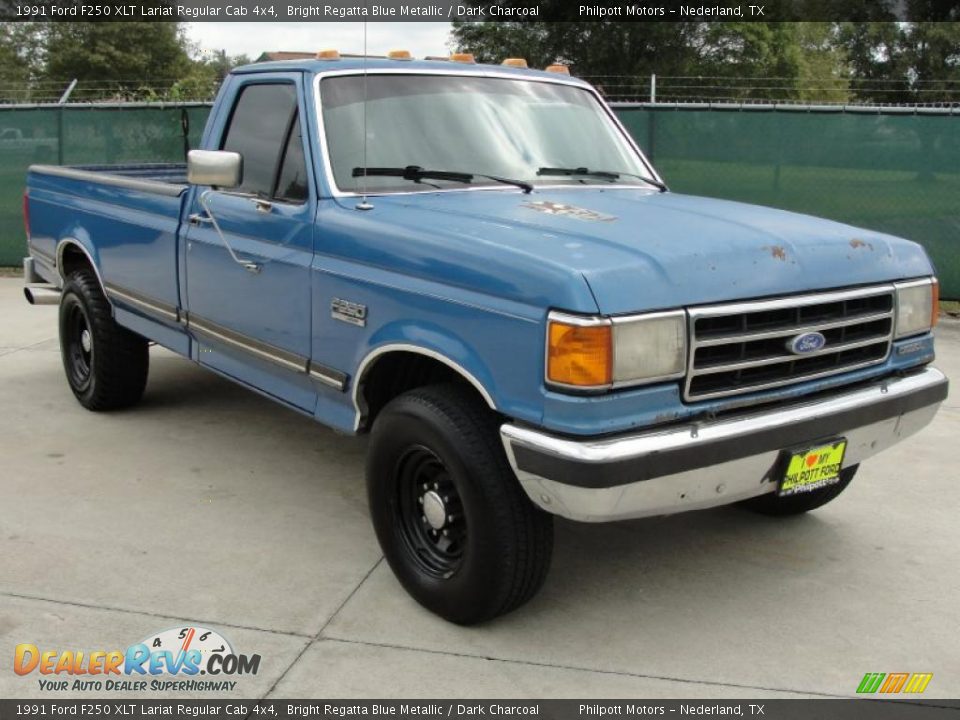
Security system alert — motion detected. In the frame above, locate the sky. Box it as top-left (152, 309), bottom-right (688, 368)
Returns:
top-left (184, 22), bottom-right (454, 61)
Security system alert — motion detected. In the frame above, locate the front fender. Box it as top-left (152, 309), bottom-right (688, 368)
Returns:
top-left (353, 321), bottom-right (500, 430)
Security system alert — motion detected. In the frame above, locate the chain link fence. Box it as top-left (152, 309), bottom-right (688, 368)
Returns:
top-left (2, 101), bottom-right (957, 297)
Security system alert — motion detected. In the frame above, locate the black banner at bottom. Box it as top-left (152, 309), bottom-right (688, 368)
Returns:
top-left (1, 700), bottom-right (959, 720)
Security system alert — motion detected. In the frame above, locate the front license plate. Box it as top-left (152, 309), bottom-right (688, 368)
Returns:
top-left (778, 439), bottom-right (847, 497)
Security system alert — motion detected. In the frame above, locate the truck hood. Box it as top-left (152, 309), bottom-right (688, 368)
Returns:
top-left (350, 188), bottom-right (933, 315)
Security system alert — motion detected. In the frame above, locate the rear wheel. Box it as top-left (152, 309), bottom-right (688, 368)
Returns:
top-left (738, 465), bottom-right (858, 516)
top-left (59, 269), bottom-right (149, 410)
top-left (367, 384), bottom-right (553, 625)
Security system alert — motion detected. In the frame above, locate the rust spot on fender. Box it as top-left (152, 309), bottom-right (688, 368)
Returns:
top-left (850, 238), bottom-right (874, 251)
top-left (762, 245), bottom-right (787, 261)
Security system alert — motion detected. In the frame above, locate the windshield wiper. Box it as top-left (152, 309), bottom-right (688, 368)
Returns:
top-left (537, 166), bottom-right (667, 192)
top-left (353, 166), bottom-right (533, 193)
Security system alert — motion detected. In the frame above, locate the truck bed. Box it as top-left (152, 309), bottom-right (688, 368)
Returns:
top-left (26, 162), bottom-right (190, 336)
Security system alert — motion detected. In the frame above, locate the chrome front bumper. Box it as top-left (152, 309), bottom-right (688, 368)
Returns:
top-left (501, 367), bottom-right (948, 522)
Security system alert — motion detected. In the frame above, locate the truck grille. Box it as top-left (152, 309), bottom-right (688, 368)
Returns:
top-left (685, 285), bottom-right (895, 402)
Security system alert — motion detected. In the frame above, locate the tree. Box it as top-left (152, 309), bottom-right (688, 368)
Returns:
top-left (452, 21), bottom-right (850, 102)
top-left (41, 22), bottom-right (192, 100)
top-left (0, 23), bottom-right (44, 101)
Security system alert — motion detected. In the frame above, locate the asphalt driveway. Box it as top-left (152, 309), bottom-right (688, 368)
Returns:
top-left (1, 277), bottom-right (958, 699)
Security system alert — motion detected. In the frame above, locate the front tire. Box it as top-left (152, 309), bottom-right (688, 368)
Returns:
top-left (59, 269), bottom-right (149, 411)
top-left (367, 384), bottom-right (553, 625)
top-left (737, 465), bottom-right (859, 516)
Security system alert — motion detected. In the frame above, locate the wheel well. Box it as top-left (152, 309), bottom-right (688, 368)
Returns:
top-left (59, 242), bottom-right (94, 279)
top-left (357, 351), bottom-right (493, 431)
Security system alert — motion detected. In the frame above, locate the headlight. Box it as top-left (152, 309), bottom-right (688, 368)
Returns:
top-left (895, 278), bottom-right (938, 339)
top-left (546, 310), bottom-right (686, 390)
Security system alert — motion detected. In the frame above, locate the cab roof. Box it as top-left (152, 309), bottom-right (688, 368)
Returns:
top-left (232, 58), bottom-right (588, 86)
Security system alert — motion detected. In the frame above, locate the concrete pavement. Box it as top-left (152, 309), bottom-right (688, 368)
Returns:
top-left (1, 277), bottom-right (958, 699)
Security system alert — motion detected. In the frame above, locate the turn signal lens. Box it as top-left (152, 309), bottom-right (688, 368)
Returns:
top-left (316, 49), bottom-right (340, 60)
top-left (547, 319), bottom-right (612, 388)
top-left (450, 53), bottom-right (476, 64)
top-left (932, 278), bottom-right (940, 329)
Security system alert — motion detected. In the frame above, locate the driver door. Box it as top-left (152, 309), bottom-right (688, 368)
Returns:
top-left (184, 75), bottom-right (316, 411)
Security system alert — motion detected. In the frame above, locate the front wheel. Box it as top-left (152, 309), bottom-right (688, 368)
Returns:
top-left (59, 269), bottom-right (149, 411)
top-left (737, 465), bottom-right (859, 516)
top-left (366, 384), bottom-right (553, 625)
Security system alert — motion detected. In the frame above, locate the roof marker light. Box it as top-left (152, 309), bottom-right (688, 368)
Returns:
top-left (545, 64), bottom-right (570, 75)
top-left (316, 49), bottom-right (340, 60)
top-left (450, 53), bottom-right (476, 64)
top-left (502, 58), bottom-right (528, 68)
top-left (388, 50), bottom-right (412, 60)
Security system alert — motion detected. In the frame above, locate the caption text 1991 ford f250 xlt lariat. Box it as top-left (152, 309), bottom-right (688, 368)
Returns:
top-left (22, 53), bottom-right (948, 624)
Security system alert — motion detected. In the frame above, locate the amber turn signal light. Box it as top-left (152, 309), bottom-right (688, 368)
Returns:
top-left (932, 278), bottom-right (940, 329)
top-left (547, 320), bottom-right (612, 388)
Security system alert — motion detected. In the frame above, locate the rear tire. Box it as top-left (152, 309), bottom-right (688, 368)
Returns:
top-left (738, 465), bottom-right (858, 516)
top-left (59, 269), bottom-right (149, 411)
top-left (366, 384), bottom-right (553, 625)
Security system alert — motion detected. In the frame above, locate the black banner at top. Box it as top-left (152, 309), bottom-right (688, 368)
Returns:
top-left (0, 0), bottom-right (939, 22)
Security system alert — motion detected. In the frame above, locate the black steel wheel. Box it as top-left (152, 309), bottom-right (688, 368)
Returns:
top-left (394, 445), bottom-right (466, 578)
top-left (59, 268), bottom-right (149, 410)
top-left (367, 384), bottom-right (553, 625)
top-left (62, 297), bottom-right (94, 393)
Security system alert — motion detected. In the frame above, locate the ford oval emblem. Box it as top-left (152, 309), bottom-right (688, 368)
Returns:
top-left (788, 331), bottom-right (827, 355)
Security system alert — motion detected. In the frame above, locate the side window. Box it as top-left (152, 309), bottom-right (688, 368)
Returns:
top-left (274, 114), bottom-right (308, 203)
top-left (220, 83), bottom-right (300, 199)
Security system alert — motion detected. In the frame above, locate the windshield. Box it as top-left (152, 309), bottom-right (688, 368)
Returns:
top-left (320, 74), bottom-right (657, 194)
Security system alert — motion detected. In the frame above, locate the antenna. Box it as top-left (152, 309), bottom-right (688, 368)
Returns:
top-left (355, 19), bottom-right (374, 211)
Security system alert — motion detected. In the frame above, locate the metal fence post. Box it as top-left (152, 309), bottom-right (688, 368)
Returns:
top-left (55, 79), bottom-right (76, 166)
top-left (650, 74), bottom-right (657, 104)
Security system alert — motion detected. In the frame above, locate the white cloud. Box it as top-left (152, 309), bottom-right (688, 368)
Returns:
top-left (184, 22), bottom-right (454, 61)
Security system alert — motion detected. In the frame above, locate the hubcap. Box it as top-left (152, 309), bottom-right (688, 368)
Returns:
top-left (422, 490), bottom-right (447, 530)
top-left (80, 329), bottom-right (92, 353)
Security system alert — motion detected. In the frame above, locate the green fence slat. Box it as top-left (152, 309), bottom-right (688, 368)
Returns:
top-left (0, 104), bottom-right (212, 268)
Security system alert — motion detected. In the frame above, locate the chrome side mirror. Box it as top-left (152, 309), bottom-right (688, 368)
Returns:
top-left (187, 150), bottom-right (242, 188)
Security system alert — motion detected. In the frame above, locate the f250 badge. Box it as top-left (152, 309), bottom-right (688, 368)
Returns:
top-left (331, 298), bottom-right (367, 327)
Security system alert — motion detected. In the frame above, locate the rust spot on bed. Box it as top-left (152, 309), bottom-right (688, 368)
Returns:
top-left (762, 245), bottom-right (787, 261)
top-left (850, 238), bottom-right (874, 251)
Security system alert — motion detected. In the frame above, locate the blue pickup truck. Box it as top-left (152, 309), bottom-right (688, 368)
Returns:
top-left (23, 55), bottom-right (948, 624)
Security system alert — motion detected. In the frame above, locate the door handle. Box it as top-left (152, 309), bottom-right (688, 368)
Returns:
top-left (198, 190), bottom-right (264, 276)
top-left (189, 213), bottom-right (213, 226)
top-left (252, 198), bottom-right (273, 213)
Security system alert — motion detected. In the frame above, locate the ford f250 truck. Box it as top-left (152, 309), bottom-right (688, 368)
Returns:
top-left (22, 54), bottom-right (948, 624)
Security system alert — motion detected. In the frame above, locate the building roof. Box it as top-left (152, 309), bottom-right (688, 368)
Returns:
top-left (255, 51), bottom-right (317, 63)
